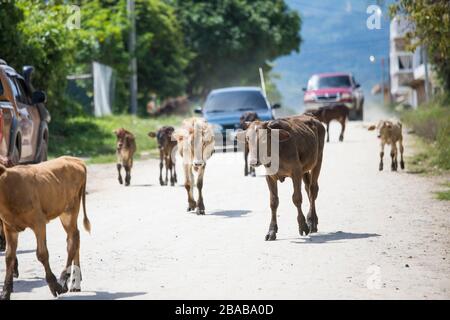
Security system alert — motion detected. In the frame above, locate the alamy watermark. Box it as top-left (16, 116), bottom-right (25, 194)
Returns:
top-left (366, 5), bottom-right (382, 30)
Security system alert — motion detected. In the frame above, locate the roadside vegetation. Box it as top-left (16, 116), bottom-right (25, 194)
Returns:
top-left (400, 95), bottom-right (450, 172)
top-left (398, 95), bottom-right (450, 200)
top-left (49, 114), bottom-right (184, 164)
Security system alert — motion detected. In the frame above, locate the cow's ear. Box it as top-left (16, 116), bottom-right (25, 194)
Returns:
top-left (276, 129), bottom-right (291, 142)
top-left (148, 132), bottom-right (156, 138)
top-left (172, 132), bottom-right (184, 143)
top-left (236, 130), bottom-right (247, 144)
top-left (368, 125), bottom-right (376, 131)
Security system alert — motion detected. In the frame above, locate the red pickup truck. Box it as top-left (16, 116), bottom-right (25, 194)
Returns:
top-left (303, 73), bottom-right (364, 120)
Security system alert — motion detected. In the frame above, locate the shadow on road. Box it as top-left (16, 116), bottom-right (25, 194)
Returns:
top-left (12, 277), bottom-right (47, 292)
top-left (291, 231), bottom-right (380, 244)
top-left (129, 184), bottom-right (154, 187)
top-left (59, 291), bottom-right (147, 300)
top-left (0, 249), bottom-right (35, 257)
top-left (209, 210), bottom-right (251, 218)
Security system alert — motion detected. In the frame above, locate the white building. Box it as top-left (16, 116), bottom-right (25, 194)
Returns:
top-left (389, 16), bottom-right (436, 108)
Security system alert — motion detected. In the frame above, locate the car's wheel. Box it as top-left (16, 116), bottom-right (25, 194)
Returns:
top-left (348, 108), bottom-right (357, 121)
top-left (10, 141), bottom-right (21, 166)
top-left (37, 139), bottom-right (48, 163)
top-left (357, 105), bottom-right (364, 120)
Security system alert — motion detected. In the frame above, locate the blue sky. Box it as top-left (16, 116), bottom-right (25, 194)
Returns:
top-left (273, 0), bottom-right (393, 111)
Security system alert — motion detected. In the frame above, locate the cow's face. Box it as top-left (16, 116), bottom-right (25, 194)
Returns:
top-left (376, 121), bottom-right (393, 138)
top-left (174, 123), bottom-right (214, 169)
top-left (238, 121), bottom-right (290, 168)
top-left (114, 128), bottom-right (133, 151)
top-left (149, 126), bottom-right (175, 149)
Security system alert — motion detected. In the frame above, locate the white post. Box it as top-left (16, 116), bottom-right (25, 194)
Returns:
top-left (259, 67), bottom-right (267, 98)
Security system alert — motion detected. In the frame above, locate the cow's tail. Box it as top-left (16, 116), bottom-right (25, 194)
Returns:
top-left (81, 180), bottom-right (91, 234)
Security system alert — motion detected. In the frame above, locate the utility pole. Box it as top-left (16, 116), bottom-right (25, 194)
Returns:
top-left (381, 57), bottom-right (385, 108)
top-left (127, 0), bottom-right (138, 115)
top-left (423, 46), bottom-right (431, 103)
top-left (387, 56), bottom-right (393, 105)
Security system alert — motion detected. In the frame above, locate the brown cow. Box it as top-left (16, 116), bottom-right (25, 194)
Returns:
top-left (174, 118), bottom-right (215, 215)
top-left (240, 111), bottom-right (260, 177)
top-left (306, 105), bottom-right (349, 142)
top-left (114, 128), bottom-right (137, 186)
top-left (0, 157), bottom-right (11, 251)
top-left (0, 156), bottom-right (91, 300)
top-left (368, 120), bottom-right (405, 171)
top-left (238, 115), bottom-right (325, 240)
top-left (148, 126), bottom-right (178, 186)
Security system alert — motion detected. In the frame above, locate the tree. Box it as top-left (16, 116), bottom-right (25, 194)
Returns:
top-left (75, 0), bottom-right (189, 113)
top-left (390, 0), bottom-right (450, 92)
top-left (135, 0), bottom-right (189, 107)
top-left (174, 0), bottom-right (302, 97)
top-left (1, 0), bottom-right (77, 118)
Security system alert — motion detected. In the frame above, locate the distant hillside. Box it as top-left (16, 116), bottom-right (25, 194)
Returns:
top-left (273, 0), bottom-right (392, 112)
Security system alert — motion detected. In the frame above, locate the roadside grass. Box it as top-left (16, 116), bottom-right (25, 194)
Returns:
top-left (49, 114), bottom-right (185, 163)
top-left (400, 95), bottom-right (450, 200)
top-left (435, 182), bottom-right (450, 201)
top-left (401, 96), bottom-right (450, 172)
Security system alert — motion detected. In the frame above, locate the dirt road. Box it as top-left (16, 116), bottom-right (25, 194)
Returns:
top-left (1, 121), bottom-right (449, 299)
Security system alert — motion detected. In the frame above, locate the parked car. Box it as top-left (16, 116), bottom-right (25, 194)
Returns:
top-left (195, 87), bottom-right (280, 147)
top-left (303, 73), bottom-right (364, 120)
top-left (0, 59), bottom-right (50, 165)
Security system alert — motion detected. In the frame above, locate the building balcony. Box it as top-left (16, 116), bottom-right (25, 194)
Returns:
top-left (390, 16), bottom-right (412, 41)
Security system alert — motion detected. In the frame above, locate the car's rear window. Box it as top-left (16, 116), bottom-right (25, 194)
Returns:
top-left (204, 91), bottom-right (268, 113)
top-left (308, 75), bottom-right (351, 90)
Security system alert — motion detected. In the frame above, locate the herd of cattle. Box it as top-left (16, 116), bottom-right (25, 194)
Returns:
top-left (0, 105), bottom-right (405, 300)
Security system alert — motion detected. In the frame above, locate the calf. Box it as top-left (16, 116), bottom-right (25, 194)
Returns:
top-left (240, 112), bottom-right (260, 177)
top-left (368, 120), bottom-right (405, 171)
top-left (238, 115), bottom-right (325, 240)
top-left (148, 126), bottom-right (178, 186)
top-left (0, 156), bottom-right (91, 300)
top-left (306, 105), bottom-right (349, 142)
top-left (174, 118), bottom-right (215, 215)
top-left (114, 128), bottom-right (137, 186)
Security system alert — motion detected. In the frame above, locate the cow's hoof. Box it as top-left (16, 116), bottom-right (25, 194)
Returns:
top-left (251, 172), bottom-right (256, 177)
top-left (0, 291), bottom-right (11, 300)
top-left (70, 288), bottom-right (81, 293)
top-left (308, 223), bottom-right (318, 233)
top-left (187, 207), bottom-right (195, 212)
top-left (265, 231), bottom-right (276, 241)
top-left (118, 178), bottom-right (123, 185)
top-left (196, 208), bottom-right (205, 215)
top-left (299, 225), bottom-right (310, 236)
top-left (379, 164), bottom-right (383, 171)
top-left (400, 161), bottom-right (405, 170)
top-left (49, 282), bottom-right (65, 297)
top-left (339, 136), bottom-right (344, 142)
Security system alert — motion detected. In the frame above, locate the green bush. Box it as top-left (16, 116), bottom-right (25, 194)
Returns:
top-left (401, 95), bottom-right (450, 170)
